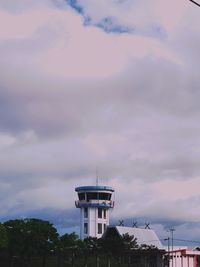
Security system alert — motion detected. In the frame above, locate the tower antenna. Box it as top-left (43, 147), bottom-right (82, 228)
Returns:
top-left (96, 166), bottom-right (99, 186)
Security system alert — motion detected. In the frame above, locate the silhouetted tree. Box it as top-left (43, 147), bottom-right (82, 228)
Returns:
top-left (59, 232), bottom-right (79, 248)
top-left (4, 218), bottom-right (59, 267)
top-left (0, 223), bottom-right (8, 249)
top-left (122, 233), bottom-right (138, 250)
top-left (57, 232), bottom-right (80, 266)
top-left (4, 218), bottom-right (27, 265)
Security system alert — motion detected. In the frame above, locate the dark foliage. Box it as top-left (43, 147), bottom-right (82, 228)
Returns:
top-left (0, 218), bottom-right (163, 267)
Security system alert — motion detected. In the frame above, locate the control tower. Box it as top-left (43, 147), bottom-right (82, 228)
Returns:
top-left (75, 186), bottom-right (114, 239)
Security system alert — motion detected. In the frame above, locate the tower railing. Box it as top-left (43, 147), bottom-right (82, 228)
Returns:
top-left (75, 200), bottom-right (114, 208)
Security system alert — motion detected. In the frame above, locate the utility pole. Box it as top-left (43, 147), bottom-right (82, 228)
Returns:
top-left (164, 237), bottom-right (170, 267)
top-left (169, 228), bottom-right (175, 267)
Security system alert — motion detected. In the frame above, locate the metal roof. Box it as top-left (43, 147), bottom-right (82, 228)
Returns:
top-left (115, 226), bottom-right (164, 250)
top-left (163, 246), bottom-right (200, 255)
top-left (75, 186), bottom-right (114, 192)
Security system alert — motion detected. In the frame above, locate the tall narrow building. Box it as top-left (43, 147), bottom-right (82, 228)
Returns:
top-left (75, 185), bottom-right (114, 239)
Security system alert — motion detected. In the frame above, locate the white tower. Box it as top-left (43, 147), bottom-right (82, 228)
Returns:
top-left (75, 186), bottom-right (114, 240)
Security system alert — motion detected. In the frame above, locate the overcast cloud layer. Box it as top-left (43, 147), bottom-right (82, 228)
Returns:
top-left (0, 0), bottom-right (200, 244)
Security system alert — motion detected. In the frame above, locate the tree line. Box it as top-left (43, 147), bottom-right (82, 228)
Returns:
top-left (0, 218), bottom-right (163, 267)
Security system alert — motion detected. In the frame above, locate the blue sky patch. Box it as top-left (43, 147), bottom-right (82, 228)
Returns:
top-left (67, 0), bottom-right (83, 14)
top-left (95, 17), bottom-right (133, 34)
top-left (67, 1), bottom-right (132, 34)
top-left (66, 1), bottom-right (166, 38)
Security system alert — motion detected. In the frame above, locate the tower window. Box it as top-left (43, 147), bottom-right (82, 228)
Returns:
top-left (86, 192), bottom-right (97, 201)
top-left (98, 208), bottom-right (102, 218)
top-left (84, 223), bottom-right (88, 234)
top-left (78, 193), bottom-right (85, 200)
top-left (103, 209), bottom-right (106, 219)
top-left (99, 193), bottom-right (111, 200)
top-left (84, 207), bottom-right (88, 218)
top-left (104, 224), bottom-right (106, 232)
top-left (85, 192), bottom-right (111, 201)
top-left (98, 223), bottom-right (102, 234)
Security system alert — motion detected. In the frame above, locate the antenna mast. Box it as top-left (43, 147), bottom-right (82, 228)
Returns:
top-left (96, 166), bottom-right (99, 186)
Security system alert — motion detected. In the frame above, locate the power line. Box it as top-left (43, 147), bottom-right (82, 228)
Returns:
top-left (173, 238), bottom-right (200, 245)
top-left (162, 237), bottom-right (200, 245)
top-left (189, 0), bottom-right (200, 7)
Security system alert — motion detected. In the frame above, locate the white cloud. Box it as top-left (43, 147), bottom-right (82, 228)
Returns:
top-left (111, 176), bottom-right (200, 224)
top-left (0, 133), bottom-right (16, 148)
top-left (0, 2), bottom-right (181, 81)
top-left (0, 0), bottom-right (62, 13)
top-left (0, 0), bottom-right (200, 240)
top-left (41, 31), bottom-right (181, 78)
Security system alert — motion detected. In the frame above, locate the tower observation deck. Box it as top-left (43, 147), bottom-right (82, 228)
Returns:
top-left (75, 186), bottom-right (114, 239)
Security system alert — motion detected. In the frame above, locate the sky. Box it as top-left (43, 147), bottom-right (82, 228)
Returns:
top-left (0, 0), bottom-right (200, 246)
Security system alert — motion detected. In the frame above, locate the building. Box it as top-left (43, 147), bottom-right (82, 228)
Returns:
top-left (75, 185), bottom-right (114, 239)
top-left (103, 225), bottom-right (165, 267)
top-left (103, 225), bottom-right (164, 249)
top-left (75, 186), bottom-right (200, 267)
top-left (165, 247), bottom-right (200, 267)
top-left (103, 226), bottom-right (200, 267)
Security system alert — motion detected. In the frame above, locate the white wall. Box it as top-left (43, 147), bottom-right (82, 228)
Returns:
top-left (169, 251), bottom-right (196, 267)
top-left (80, 207), bottom-right (110, 239)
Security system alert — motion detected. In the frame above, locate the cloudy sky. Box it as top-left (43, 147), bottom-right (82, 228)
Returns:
top-left (0, 0), bottom-right (200, 245)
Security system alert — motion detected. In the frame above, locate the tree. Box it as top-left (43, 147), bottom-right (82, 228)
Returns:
top-left (101, 233), bottom-right (124, 256)
top-left (83, 236), bottom-right (99, 250)
top-left (122, 233), bottom-right (138, 250)
top-left (57, 232), bottom-right (80, 266)
top-left (59, 232), bottom-right (79, 248)
top-left (101, 231), bottom-right (138, 255)
top-left (23, 218), bottom-right (59, 266)
top-left (0, 223), bottom-right (8, 249)
top-left (4, 218), bottom-right (59, 267)
top-left (4, 219), bottom-right (26, 258)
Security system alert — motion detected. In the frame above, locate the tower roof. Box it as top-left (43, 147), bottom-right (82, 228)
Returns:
top-left (75, 185), bottom-right (114, 192)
